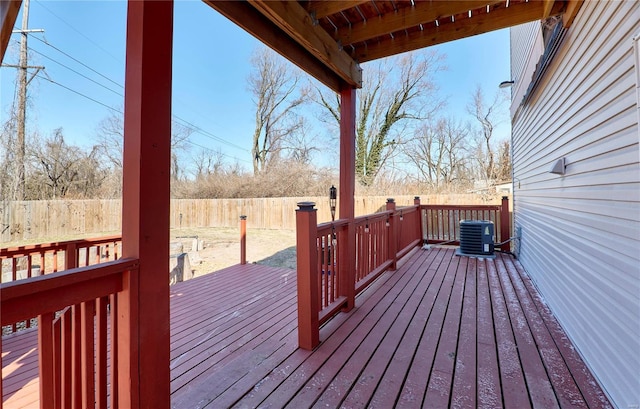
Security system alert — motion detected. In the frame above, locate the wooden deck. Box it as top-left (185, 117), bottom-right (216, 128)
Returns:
top-left (2, 247), bottom-right (612, 408)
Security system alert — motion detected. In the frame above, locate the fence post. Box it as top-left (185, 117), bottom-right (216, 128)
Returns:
top-left (500, 196), bottom-right (510, 251)
top-left (240, 215), bottom-right (247, 265)
top-left (296, 202), bottom-right (319, 350)
top-left (386, 198), bottom-right (397, 270)
top-left (65, 242), bottom-right (78, 270)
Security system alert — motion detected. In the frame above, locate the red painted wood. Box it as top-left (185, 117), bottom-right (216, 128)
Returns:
top-left (109, 293), bottom-right (118, 409)
top-left (386, 199), bottom-right (397, 270)
top-left (121, 0), bottom-right (174, 405)
top-left (500, 196), bottom-right (510, 248)
top-left (424, 254), bottom-right (466, 407)
top-left (451, 256), bottom-right (477, 408)
top-left (3, 254), bottom-right (613, 409)
top-left (37, 313), bottom-right (54, 409)
top-left (397, 248), bottom-right (459, 407)
top-left (495, 257), bottom-right (560, 408)
top-left (240, 216), bottom-right (247, 265)
top-left (476, 257), bottom-right (503, 408)
top-left (80, 301), bottom-right (96, 409)
top-left (96, 297), bottom-right (108, 409)
top-left (339, 86), bottom-right (356, 311)
top-left (295, 202), bottom-right (320, 350)
top-left (507, 257), bottom-right (612, 408)
top-left (486, 258), bottom-right (531, 408)
top-left (70, 304), bottom-right (81, 408)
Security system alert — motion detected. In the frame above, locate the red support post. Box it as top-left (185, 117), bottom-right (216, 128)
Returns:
top-left (120, 0), bottom-right (173, 407)
top-left (240, 215), bottom-right (247, 265)
top-left (386, 198), bottom-right (397, 270)
top-left (500, 196), bottom-right (511, 251)
top-left (339, 86), bottom-right (356, 311)
top-left (414, 196), bottom-right (423, 247)
top-left (296, 202), bottom-right (319, 350)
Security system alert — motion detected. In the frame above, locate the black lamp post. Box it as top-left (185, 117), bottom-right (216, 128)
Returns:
top-left (329, 185), bottom-right (337, 222)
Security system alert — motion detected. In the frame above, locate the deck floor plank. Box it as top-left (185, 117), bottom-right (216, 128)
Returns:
top-left (2, 248), bottom-right (614, 409)
top-left (487, 257), bottom-right (532, 409)
top-left (450, 256), bottom-right (477, 409)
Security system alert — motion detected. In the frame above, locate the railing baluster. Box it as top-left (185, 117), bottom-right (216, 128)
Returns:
top-left (61, 308), bottom-right (72, 408)
top-left (38, 312), bottom-right (56, 409)
top-left (81, 301), bottom-right (96, 409)
top-left (110, 293), bottom-right (119, 408)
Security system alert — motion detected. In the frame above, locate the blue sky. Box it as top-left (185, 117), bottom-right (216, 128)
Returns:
top-left (1, 1), bottom-right (512, 171)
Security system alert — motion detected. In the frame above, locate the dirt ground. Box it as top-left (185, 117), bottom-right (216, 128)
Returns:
top-left (170, 227), bottom-right (297, 277)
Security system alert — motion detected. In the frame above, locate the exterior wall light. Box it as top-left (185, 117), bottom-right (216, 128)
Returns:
top-left (499, 80), bottom-right (515, 88)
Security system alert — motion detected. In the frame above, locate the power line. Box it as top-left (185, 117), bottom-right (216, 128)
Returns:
top-left (30, 35), bottom-right (123, 89)
top-left (35, 73), bottom-right (122, 113)
top-left (33, 0), bottom-right (123, 64)
top-left (28, 37), bottom-right (248, 154)
top-left (28, 47), bottom-right (123, 96)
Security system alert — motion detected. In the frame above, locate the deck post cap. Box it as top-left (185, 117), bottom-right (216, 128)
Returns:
top-left (240, 215), bottom-right (247, 220)
top-left (297, 201), bottom-right (316, 211)
top-left (386, 198), bottom-right (395, 203)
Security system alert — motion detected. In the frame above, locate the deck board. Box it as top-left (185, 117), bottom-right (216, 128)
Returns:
top-left (2, 248), bottom-right (613, 408)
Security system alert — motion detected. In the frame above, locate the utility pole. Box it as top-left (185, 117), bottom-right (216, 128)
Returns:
top-left (4, 0), bottom-right (43, 200)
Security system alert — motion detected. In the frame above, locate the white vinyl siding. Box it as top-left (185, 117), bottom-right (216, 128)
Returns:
top-left (510, 1), bottom-right (640, 408)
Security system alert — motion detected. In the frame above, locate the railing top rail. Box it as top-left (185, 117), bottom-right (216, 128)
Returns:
top-left (0, 234), bottom-right (122, 257)
top-left (421, 204), bottom-right (501, 211)
top-left (317, 218), bottom-right (350, 232)
top-left (354, 210), bottom-right (393, 225)
top-left (1, 258), bottom-right (138, 325)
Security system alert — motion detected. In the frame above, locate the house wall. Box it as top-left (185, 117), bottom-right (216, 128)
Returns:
top-left (510, 2), bottom-right (640, 408)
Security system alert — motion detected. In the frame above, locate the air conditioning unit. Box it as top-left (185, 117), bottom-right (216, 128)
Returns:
top-left (456, 220), bottom-right (495, 258)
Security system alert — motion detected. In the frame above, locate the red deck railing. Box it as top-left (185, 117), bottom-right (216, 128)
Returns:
top-left (296, 196), bottom-right (511, 350)
top-left (1, 258), bottom-right (139, 408)
top-left (1, 236), bottom-right (122, 333)
top-left (421, 196), bottom-right (511, 247)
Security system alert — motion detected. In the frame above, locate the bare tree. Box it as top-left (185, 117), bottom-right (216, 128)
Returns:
top-left (403, 117), bottom-right (472, 191)
top-left (467, 85), bottom-right (507, 183)
top-left (248, 47), bottom-right (308, 174)
top-left (94, 110), bottom-right (193, 182)
top-left (27, 128), bottom-right (105, 199)
top-left (315, 50), bottom-right (445, 186)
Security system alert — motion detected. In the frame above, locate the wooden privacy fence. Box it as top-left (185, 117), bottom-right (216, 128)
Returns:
top-left (0, 195), bottom-right (509, 243)
top-left (296, 196), bottom-right (511, 350)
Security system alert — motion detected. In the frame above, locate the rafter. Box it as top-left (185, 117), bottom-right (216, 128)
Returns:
top-left (351, 0), bottom-right (565, 62)
top-left (1, 0), bottom-right (22, 62)
top-left (247, 0), bottom-right (361, 88)
top-left (334, 1), bottom-right (503, 46)
top-left (562, 0), bottom-right (584, 27)
top-left (542, 0), bottom-right (556, 18)
top-left (205, 0), bottom-right (351, 92)
top-left (306, 0), bottom-right (369, 19)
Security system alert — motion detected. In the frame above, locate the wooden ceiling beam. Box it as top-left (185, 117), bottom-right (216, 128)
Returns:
top-left (352, 0), bottom-right (565, 62)
top-left (542, 0), bottom-right (556, 18)
top-left (306, 0), bottom-right (369, 19)
top-left (1, 0), bottom-right (22, 62)
top-left (562, 0), bottom-right (584, 27)
top-left (205, 0), bottom-right (350, 92)
top-left (335, 1), bottom-right (503, 46)
top-left (248, 0), bottom-right (362, 88)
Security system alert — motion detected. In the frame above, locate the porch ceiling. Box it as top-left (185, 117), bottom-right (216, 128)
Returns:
top-left (0, 0), bottom-right (583, 91)
top-left (205, 0), bottom-right (583, 92)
